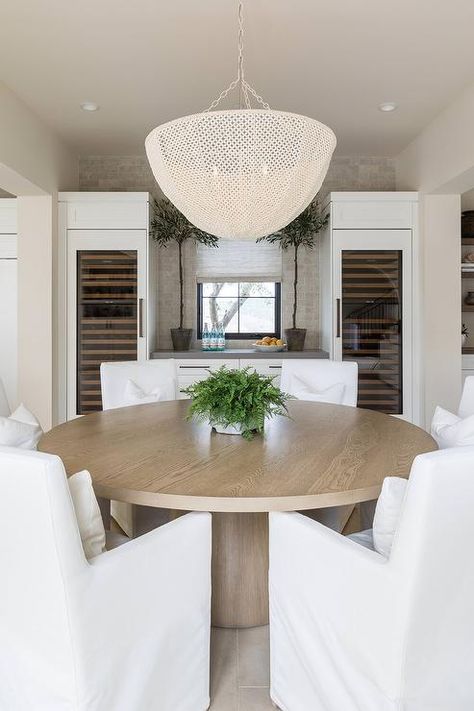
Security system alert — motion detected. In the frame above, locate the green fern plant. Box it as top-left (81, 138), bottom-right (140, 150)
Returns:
top-left (182, 366), bottom-right (292, 440)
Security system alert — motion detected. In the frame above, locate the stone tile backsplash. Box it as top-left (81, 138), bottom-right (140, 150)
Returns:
top-left (79, 155), bottom-right (396, 350)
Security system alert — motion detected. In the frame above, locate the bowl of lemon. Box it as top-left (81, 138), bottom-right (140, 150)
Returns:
top-left (253, 336), bottom-right (287, 352)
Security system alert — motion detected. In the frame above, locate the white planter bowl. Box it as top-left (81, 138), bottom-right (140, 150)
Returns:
top-left (212, 422), bottom-right (244, 435)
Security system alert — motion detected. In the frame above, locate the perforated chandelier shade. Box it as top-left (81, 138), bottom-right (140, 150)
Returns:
top-left (146, 110), bottom-right (336, 240)
top-left (145, 2), bottom-right (336, 240)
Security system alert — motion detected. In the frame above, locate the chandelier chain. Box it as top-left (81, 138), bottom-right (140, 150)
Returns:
top-left (204, 0), bottom-right (270, 112)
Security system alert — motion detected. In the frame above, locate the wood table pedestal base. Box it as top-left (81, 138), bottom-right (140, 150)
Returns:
top-left (211, 512), bottom-right (269, 628)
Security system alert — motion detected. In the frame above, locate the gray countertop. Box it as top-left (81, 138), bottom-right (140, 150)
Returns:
top-left (151, 349), bottom-right (329, 359)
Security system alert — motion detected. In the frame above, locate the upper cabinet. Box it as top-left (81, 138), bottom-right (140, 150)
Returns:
top-left (330, 192), bottom-right (415, 230)
top-left (62, 192), bottom-right (149, 230)
top-left (320, 192), bottom-right (420, 424)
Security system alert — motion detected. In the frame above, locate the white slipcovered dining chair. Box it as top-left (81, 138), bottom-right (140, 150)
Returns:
top-left (280, 359), bottom-right (359, 532)
top-left (430, 376), bottom-right (474, 449)
top-left (0, 377), bottom-right (10, 417)
top-left (100, 360), bottom-right (177, 537)
top-left (0, 446), bottom-right (211, 711)
top-left (100, 359), bottom-right (177, 410)
top-left (269, 447), bottom-right (474, 711)
top-left (280, 359), bottom-right (358, 407)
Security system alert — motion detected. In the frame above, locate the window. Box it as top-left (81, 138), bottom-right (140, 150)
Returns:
top-left (197, 282), bottom-right (281, 339)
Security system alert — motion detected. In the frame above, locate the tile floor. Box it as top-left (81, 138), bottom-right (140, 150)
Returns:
top-left (210, 626), bottom-right (275, 710)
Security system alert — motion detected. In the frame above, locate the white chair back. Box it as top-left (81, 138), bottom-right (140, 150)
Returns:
top-left (280, 359), bottom-right (358, 406)
top-left (0, 447), bottom-right (87, 708)
top-left (100, 360), bottom-right (177, 410)
top-left (458, 375), bottom-right (474, 418)
top-left (0, 446), bottom-right (212, 711)
top-left (0, 377), bottom-right (10, 416)
top-left (389, 447), bottom-right (474, 706)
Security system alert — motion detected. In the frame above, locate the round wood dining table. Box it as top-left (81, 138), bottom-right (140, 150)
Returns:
top-left (39, 400), bottom-right (436, 628)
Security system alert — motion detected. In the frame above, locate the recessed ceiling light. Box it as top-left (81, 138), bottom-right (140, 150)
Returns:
top-left (80, 101), bottom-right (100, 112)
top-left (378, 102), bottom-right (397, 113)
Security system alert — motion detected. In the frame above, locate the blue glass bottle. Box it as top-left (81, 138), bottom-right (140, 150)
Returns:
top-left (202, 323), bottom-right (210, 351)
top-left (209, 323), bottom-right (217, 351)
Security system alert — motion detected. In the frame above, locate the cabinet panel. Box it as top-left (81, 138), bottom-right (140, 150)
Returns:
top-left (66, 201), bottom-right (148, 230)
top-left (332, 201), bottom-right (413, 230)
top-left (176, 359), bottom-right (241, 399)
top-left (239, 359), bottom-right (282, 388)
top-left (0, 259), bottom-right (17, 408)
top-left (177, 374), bottom-right (210, 399)
top-left (0, 200), bottom-right (17, 233)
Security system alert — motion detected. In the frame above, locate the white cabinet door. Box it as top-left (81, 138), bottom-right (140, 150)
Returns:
top-left (0, 259), bottom-right (17, 409)
top-left (332, 200), bottom-right (413, 230)
top-left (0, 200), bottom-right (17, 233)
top-left (65, 198), bottom-right (148, 230)
top-left (332, 229), bottom-right (413, 420)
top-left (67, 230), bottom-right (147, 419)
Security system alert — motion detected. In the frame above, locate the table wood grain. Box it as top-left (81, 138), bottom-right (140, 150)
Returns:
top-left (40, 400), bottom-right (437, 513)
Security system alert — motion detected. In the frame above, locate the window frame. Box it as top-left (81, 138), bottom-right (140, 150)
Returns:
top-left (197, 282), bottom-right (282, 340)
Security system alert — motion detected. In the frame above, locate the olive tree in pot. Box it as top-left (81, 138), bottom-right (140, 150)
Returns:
top-left (151, 199), bottom-right (219, 351)
top-left (257, 201), bottom-right (328, 351)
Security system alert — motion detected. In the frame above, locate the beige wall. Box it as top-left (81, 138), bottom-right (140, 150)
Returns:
top-left (0, 82), bottom-right (77, 196)
top-left (395, 81), bottom-right (474, 426)
top-left (0, 82), bottom-right (77, 429)
top-left (397, 80), bottom-right (474, 196)
top-left (421, 195), bottom-right (461, 424)
top-left (16, 197), bottom-right (53, 427)
top-left (79, 155), bottom-right (396, 350)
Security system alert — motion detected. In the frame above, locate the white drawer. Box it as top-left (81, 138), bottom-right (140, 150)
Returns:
top-left (332, 200), bottom-right (413, 229)
top-left (240, 358), bottom-right (283, 375)
top-left (177, 374), bottom-right (209, 399)
top-left (175, 358), bottom-right (239, 376)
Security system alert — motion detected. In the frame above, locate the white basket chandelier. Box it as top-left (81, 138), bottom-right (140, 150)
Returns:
top-left (145, 1), bottom-right (336, 240)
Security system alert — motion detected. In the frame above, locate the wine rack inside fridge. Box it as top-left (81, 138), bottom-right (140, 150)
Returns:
top-left (341, 249), bottom-right (403, 414)
top-left (76, 250), bottom-right (138, 414)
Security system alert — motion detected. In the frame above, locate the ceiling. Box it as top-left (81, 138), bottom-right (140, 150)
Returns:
top-left (1, 0), bottom-right (474, 157)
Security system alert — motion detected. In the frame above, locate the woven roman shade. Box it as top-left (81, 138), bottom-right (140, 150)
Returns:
top-left (196, 240), bottom-right (282, 282)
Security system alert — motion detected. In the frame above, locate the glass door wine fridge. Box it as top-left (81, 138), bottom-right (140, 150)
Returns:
top-left (67, 231), bottom-right (147, 418)
top-left (333, 230), bottom-right (413, 419)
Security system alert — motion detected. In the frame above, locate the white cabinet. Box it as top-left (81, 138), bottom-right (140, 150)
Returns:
top-left (60, 193), bottom-right (155, 420)
top-left (0, 199), bottom-right (17, 410)
top-left (320, 192), bottom-right (420, 423)
top-left (330, 192), bottom-right (415, 230)
top-left (64, 193), bottom-right (149, 230)
top-left (174, 357), bottom-right (282, 398)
